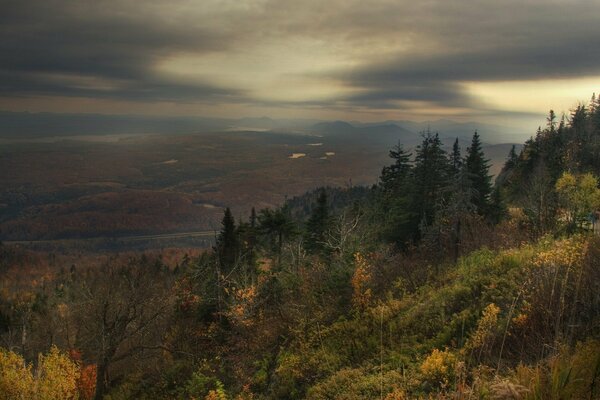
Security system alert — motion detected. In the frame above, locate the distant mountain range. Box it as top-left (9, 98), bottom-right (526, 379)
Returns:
top-left (0, 111), bottom-right (529, 145)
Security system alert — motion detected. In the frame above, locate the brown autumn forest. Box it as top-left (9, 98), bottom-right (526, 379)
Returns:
top-left (2, 96), bottom-right (600, 399)
top-left (0, 126), bottom-right (516, 247)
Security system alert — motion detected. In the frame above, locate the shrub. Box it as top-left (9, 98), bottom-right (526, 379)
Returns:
top-left (420, 348), bottom-right (458, 389)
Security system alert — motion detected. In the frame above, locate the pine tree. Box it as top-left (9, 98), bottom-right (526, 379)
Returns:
top-left (502, 145), bottom-right (518, 171)
top-left (217, 207), bottom-right (237, 272)
top-left (376, 142), bottom-right (416, 246)
top-left (547, 109), bottom-right (557, 134)
top-left (589, 94), bottom-right (600, 173)
top-left (495, 145), bottom-right (519, 189)
top-left (508, 145), bottom-right (518, 167)
top-left (379, 142), bottom-right (412, 192)
top-left (465, 131), bottom-right (493, 217)
top-left (258, 206), bottom-right (296, 263)
top-left (591, 93), bottom-right (600, 128)
top-left (488, 186), bottom-right (508, 224)
top-left (412, 131), bottom-right (450, 233)
top-left (250, 207), bottom-right (257, 229)
top-left (451, 138), bottom-right (462, 175)
top-left (235, 208), bottom-right (259, 284)
top-left (441, 164), bottom-right (476, 262)
top-left (304, 188), bottom-right (331, 253)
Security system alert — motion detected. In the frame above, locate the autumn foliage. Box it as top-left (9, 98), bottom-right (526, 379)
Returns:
top-left (0, 346), bottom-right (87, 400)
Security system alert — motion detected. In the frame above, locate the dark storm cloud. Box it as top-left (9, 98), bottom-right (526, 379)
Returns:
top-left (0, 71), bottom-right (241, 103)
top-left (335, 33), bottom-right (600, 109)
top-left (1, 0), bottom-right (599, 111)
top-left (0, 0), bottom-right (244, 101)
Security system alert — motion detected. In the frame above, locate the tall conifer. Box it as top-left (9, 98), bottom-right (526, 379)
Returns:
top-left (217, 207), bottom-right (237, 271)
top-left (465, 131), bottom-right (492, 216)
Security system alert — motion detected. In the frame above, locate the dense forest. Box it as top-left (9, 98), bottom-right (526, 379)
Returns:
top-left (1, 94), bottom-right (600, 399)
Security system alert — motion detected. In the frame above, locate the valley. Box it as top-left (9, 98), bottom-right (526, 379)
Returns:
top-left (0, 119), bottom-right (521, 249)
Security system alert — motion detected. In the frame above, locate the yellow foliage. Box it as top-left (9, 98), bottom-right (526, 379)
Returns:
top-left (204, 381), bottom-right (227, 400)
top-left (204, 390), bottom-right (227, 400)
top-left (224, 285), bottom-right (258, 328)
top-left (351, 252), bottom-right (373, 310)
top-left (384, 388), bottom-right (407, 399)
top-left (420, 348), bottom-right (458, 387)
top-left (0, 346), bottom-right (80, 400)
top-left (511, 312), bottom-right (528, 328)
top-left (465, 303), bottom-right (500, 353)
top-left (532, 236), bottom-right (587, 269)
top-left (555, 172), bottom-right (600, 226)
top-left (37, 346), bottom-right (80, 400)
top-left (555, 172), bottom-right (577, 193)
top-left (0, 348), bottom-right (35, 400)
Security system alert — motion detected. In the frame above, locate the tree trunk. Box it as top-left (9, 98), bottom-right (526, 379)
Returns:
top-left (215, 260), bottom-right (222, 323)
top-left (278, 231), bottom-right (283, 265)
top-left (453, 218), bottom-right (461, 264)
top-left (94, 360), bottom-right (108, 400)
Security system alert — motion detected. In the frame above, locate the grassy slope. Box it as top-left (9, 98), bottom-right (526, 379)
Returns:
top-left (256, 235), bottom-right (600, 399)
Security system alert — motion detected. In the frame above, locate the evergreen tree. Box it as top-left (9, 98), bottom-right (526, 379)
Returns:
top-left (588, 94), bottom-right (600, 173)
top-left (376, 142), bottom-right (416, 246)
top-left (250, 207), bottom-right (257, 229)
top-left (235, 208), bottom-right (259, 284)
top-left (380, 143), bottom-right (412, 191)
top-left (412, 131), bottom-right (450, 231)
top-left (435, 164), bottom-right (476, 262)
top-left (450, 138), bottom-right (462, 175)
top-left (495, 145), bottom-right (519, 188)
top-left (217, 207), bottom-right (237, 272)
top-left (488, 186), bottom-right (508, 224)
top-left (506, 144), bottom-right (518, 169)
top-left (465, 131), bottom-right (493, 217)
top-left (591, 93), bottom-right (600, 133)
top-left (258, 206), bottom-right (296, 263)
top-left (304, 188), bottom-right (331, 253)
top-left (547, 109), bottom-right (557, 133)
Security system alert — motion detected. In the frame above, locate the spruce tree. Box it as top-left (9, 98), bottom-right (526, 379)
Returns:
top-left (258, 206), bottom-right (296, 263)
top-left (380, 143), bottom-right (412, 191)
top-left (217, 207), bottom-right (237, 272)
top-left (412, 131), bottom-right (450, 229)
top-left (465, 131), bottom-right (492, 217)
top-left (304, 188), bottom-right (331, 253)
top-left (376, 142), bottom-right (416, 246)
top-left (250, 207), bottom-right (257, 228)
top-left (488, 186), bottom-right (508, 224)
top-left (506, 145), bottom-right (518, 168)
top-left (235, 208), bottom-right (258, 283)
top-left (450, 138), bottom-right (462, 175)
top-left (547, 109), bottom-right (557, 133)
top-left (496, 144), bottom-right (519, 188)
top-left (439, 164), bottom-right (476, 262)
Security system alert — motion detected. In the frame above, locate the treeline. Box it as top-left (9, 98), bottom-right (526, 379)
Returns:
top-left (1, 94), bottom-right (600, 399)
top-left (497, 95), bottom-right (600, 236)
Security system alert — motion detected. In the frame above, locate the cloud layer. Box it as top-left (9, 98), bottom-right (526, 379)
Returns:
top-left (2, 0), bottom-right (599, 122)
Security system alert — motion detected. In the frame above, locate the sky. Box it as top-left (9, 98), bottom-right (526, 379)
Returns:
top-left (1, 0), bottom-right (599, 130)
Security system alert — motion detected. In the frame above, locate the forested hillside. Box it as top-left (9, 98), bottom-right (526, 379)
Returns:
top-left (1, 95), bottom-right (600, 399)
